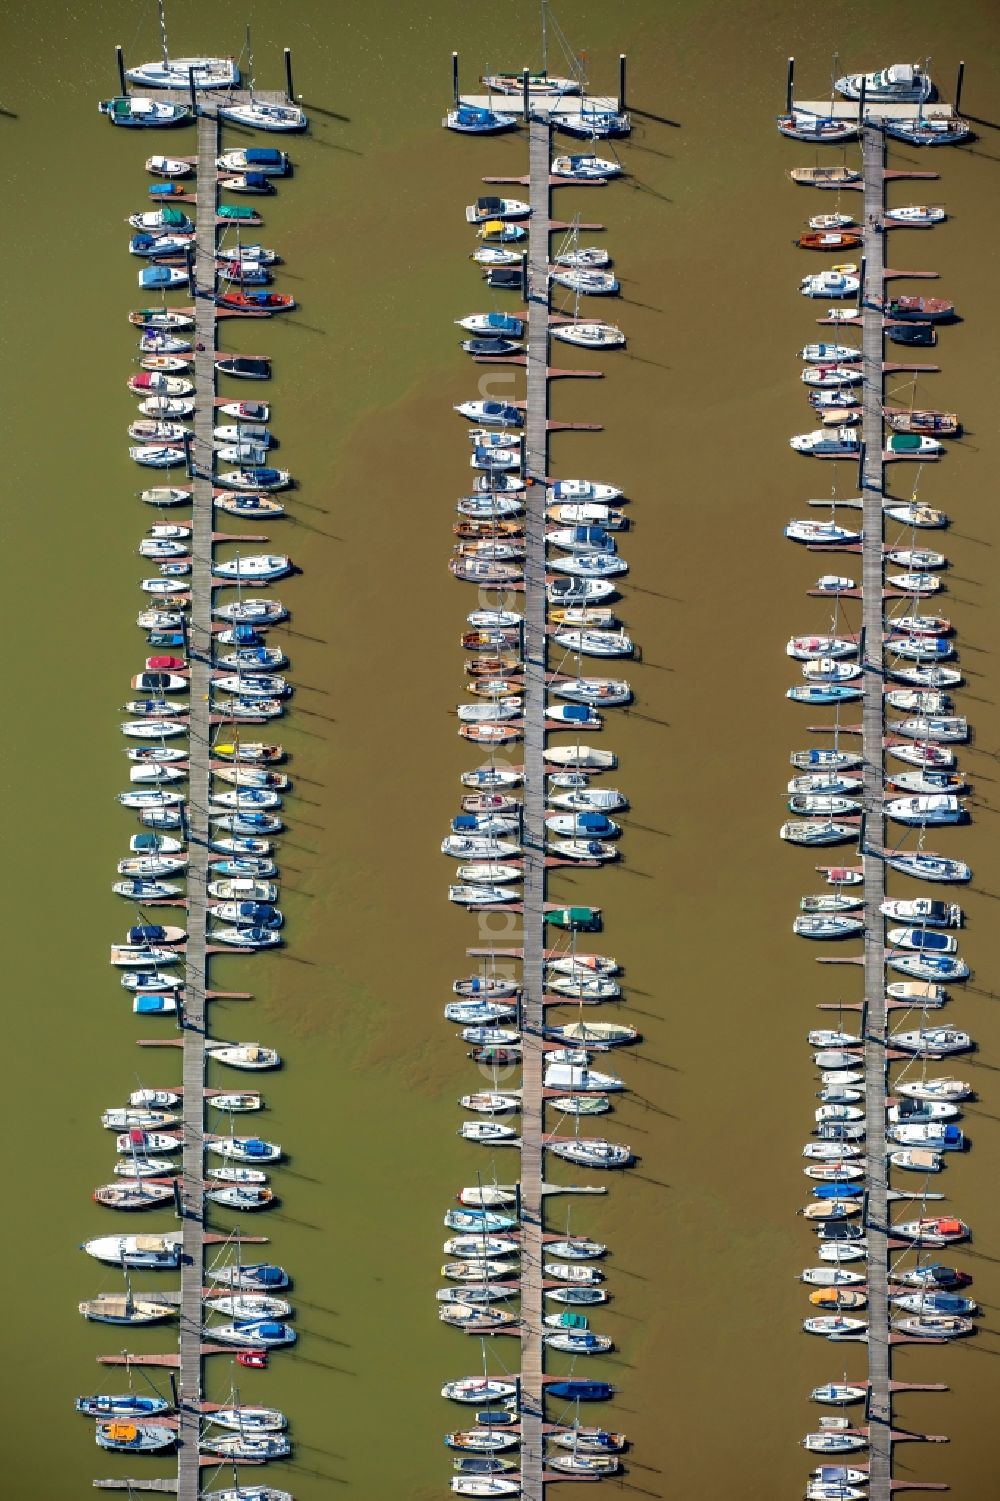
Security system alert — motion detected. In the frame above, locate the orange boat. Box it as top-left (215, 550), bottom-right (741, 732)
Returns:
top-left (460, 723), bottom-right (522, 745)
top-left (465, 655), bottom-right (522, 677)
top-left (799, 231), bottom-right (864, 251)
top-left (809, 1288), bottom-right (868, 1309)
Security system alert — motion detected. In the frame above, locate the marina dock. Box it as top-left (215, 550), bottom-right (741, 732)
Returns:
top-left (176, 102), bottom-right (220, 1501)
top-left (860, 121), bottom-right (891, 1501)
top-left (516, 113), bottom-right (554, 1501)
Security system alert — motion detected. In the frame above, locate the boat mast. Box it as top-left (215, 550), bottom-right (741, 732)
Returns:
top-left (157, 0), bottom-right (169, 72)
top-left (541, 0), bottom-right (548, 75)
top-left (245, 25), bottom-right (256, 103)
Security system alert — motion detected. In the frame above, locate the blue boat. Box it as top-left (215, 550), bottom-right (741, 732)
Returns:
top-left (787, 685), bottom-right (863, 705)
top-left (813, 1182), bottom-right (864, 1199)
top-left (76, 1394), bottom-right (171, 1418)
top-left (134, 995), bottom-right (177, 1015)
top-left (148, 632), bottom-right (185, 648)
top-left (445, 104), bottom-right (517, 135)
top-left (129, 232), bottom-right (192, 260)
top-left (240, 148), bottom-right (290, 175)
top-left (225, 902), bottom-right (283, 930)
top-left (546, 1380), bottom-right (612, 1401)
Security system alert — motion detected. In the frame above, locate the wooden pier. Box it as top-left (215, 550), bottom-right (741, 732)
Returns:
top-left (860, 122), bottom-right (891, 1501)
top-left (516, 114), bottom-right (553, 1501)
top-left (176, 104), bottom-right (220, 1501)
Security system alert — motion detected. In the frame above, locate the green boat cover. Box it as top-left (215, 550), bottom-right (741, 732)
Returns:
top-left (218, 205), bottom-right (257, 221)
top-left (890, 433), bottom-right (922, 451)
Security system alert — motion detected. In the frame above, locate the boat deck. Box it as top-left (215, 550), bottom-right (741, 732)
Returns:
top-left (860, 122), bottom-right (891, 1501)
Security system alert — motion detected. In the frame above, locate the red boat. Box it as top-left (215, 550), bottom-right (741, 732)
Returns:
top-left (236, 1349), bottom-right (268, 1369)
top-left (146, 655), bottom-right (186, 671)
top-left (886, 295), bottom-right (955, 322)
top-left (217, 291), bottom-right (296, 314)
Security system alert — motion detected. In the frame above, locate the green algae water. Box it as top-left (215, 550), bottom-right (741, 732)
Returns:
top-left (2, 2), bottom-right (1000, 1497)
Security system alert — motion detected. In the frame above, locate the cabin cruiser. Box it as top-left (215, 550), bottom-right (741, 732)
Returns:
top-left (835, 61), bottom-right (934, 101)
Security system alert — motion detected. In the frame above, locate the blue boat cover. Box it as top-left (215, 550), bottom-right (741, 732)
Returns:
top-left (453, 815), bottom-right (477, 830)
top-left (251, 1265), bottom-right (286, 1285)
top-left (942, 1125), bottom-right (962, 1144)
top-left (578, 812), bottom-right (610, 831)
top-left (562, 705), bottom-right (592, 723)
top-left (546, 1380), bottom-right (610, 1400)
top-left (246, 149), bottom-right (284, 166)
top-left (135, 996), bottom-right (170, 1013)
top-left (233, 624), bottom-right (260, 643)
top-left (128, 925), bottom-right (165, 943)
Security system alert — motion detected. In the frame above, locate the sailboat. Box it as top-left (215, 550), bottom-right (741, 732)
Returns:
top-left (219, 28), bottom-right (308, 131)
top-left (126, 1), bottom-right (238, 88)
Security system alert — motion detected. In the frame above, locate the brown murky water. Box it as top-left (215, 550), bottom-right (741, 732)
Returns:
top-left (2, 1), bottom-right (1000, 1497)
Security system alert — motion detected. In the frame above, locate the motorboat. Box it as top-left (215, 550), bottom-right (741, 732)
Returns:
top-left (801, 271), bottom-right (860, 298)
top-left (881, 898), bottom-right (962, 927)
top-left (779, 821), bottom-right (856, 846)
top-left (100, 95), bottom-right (192, 127)
top-left (799, 229), bottom-right (863, 251)
top-left (835, 61), bottom-right (934, 101)
top-left (884, 204), bottom-right (947, 226)
top-left (790, 428), bottom-right (861, 457)
top-left (892, 1216), bottom-right (969, 1244)
top-left (465, 196), bottom-right (530, 223)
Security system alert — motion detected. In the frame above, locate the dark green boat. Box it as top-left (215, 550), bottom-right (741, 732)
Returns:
top-left (544, 906), bottom-right (601, 931)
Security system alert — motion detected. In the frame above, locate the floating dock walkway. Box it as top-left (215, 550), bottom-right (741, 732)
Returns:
top-left (516, 114), bottom-right (553, 1501)
top-left (860, 120), bottom-right (891, 1501)
top-left (176, 101), bottom-right (221, 1501)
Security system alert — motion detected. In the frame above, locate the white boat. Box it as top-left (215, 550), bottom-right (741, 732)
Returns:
top-left (801, 272), bottom-right (860, 298)
top-left (551, 322), bottom-right (625, 348)
top-left (884, 204), bottom-right (946, 226)
top-left (145, 155), bottom-right (193, 177)
top-left (789, 429), bottom-right (861, 457)
top-left (785, 519), bottom-right (861, 544)
top-left (449, 884), bottom-right (520, 906)
top-left (549, 1138), bottom-right (631, 1168)
top-left (835, 62), bottom-right (934, 102)
top-left (442, 1379), bottom-right (518, 1404)
top-left (891, 1028), bottom-right (971, 1055)
top-left (83, 1232), bottom-right (182, 1268)
top-left (547, 480), bottom-right (622, 502)
top-left (208, 1043), bottom-right (281, 1070)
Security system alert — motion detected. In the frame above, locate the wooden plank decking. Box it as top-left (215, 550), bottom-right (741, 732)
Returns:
top-left (175, 104), bottom-right (220, 1501)
top-left (860, 122), bottom-right (891, 1501)
top-left (517, 114), bottom-right (553, 1501)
